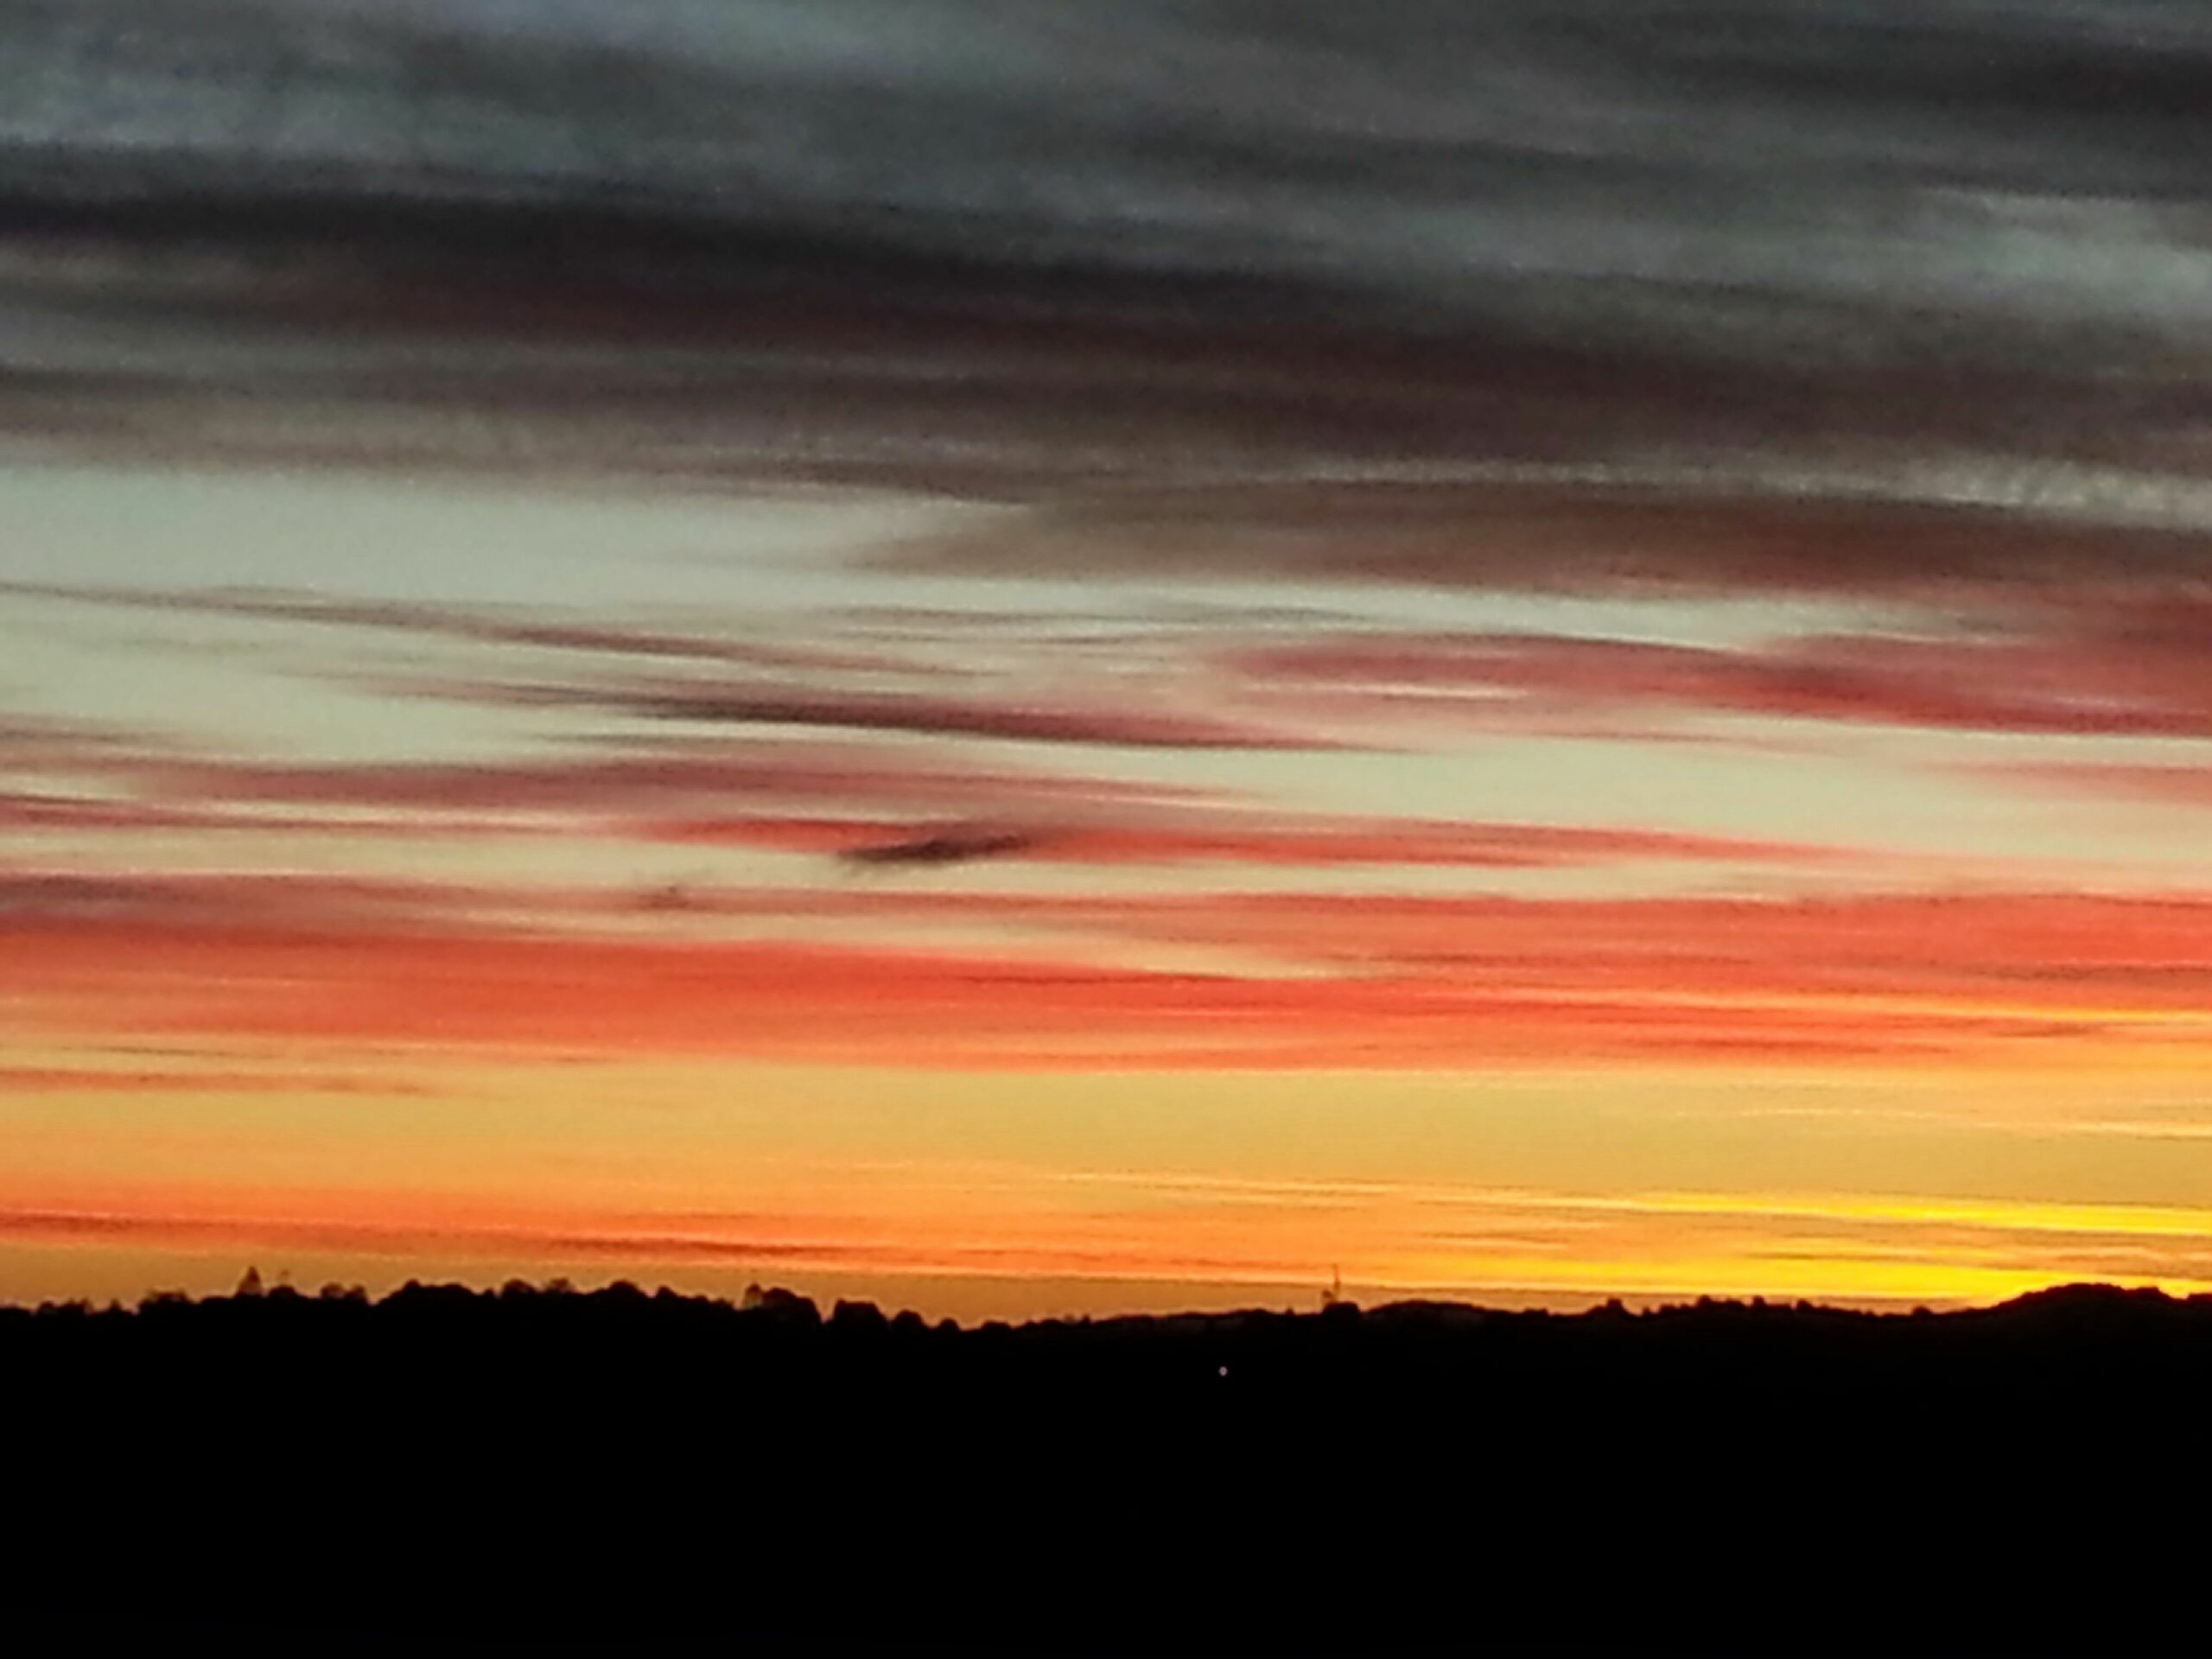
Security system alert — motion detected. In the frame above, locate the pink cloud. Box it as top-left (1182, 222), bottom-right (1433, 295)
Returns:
top-left (132, 742), bottom-right (1209, 823)
top-left (1229, 613), bottom-right (2212, 740)
top-left (9, 876), bottom-right (2209, 1068)
top-left (899, 481), bottom-right (2212, 602)
top-left (1988, 761), bottom-right (2212, 810)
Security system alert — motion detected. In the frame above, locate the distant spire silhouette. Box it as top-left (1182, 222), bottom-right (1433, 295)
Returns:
top-left (236, 1265), bottom-right (265, 1298)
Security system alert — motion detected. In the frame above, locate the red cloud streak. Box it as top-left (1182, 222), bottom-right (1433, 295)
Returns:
top-left (636, 811), bottom-right (1847, 871)
top-left (8, 885), bottom-right (2210, 1068)
top-left (1232, 619), bottom-right (2212, 740)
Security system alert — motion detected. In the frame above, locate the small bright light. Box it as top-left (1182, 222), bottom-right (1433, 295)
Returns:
top-left (1217, 1365), bottom-right (1229, 1377)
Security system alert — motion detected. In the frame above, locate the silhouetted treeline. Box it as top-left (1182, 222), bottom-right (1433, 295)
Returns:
top-left (11, 1278), bottom-right (2209, 1654)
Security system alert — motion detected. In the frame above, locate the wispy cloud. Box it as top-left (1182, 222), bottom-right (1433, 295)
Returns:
top-left (1987, 760), bottom-right (2212, 811)
top-left (900, 480), bottom-right (2212, 602)
top-left (1223, 601), bottom-right (2212, 740)
top-left (127, 742), bottom-right (1206, 823)
top-left (475, 676), bottom-right (1331, 752)
top-left (6, 4), bottom-right (2212, 526)
top-left (10, 2), bottom-right (2212, 1313)
top-left (0, 580), bottom-right (914, 676)
top-left (10, 874), bottom-right (2212, 1068)
top-left (644, 808), bottom-right (1853, 874)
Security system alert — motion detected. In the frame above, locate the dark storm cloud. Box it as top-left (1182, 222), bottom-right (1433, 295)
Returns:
top-left (3, 1), bottom-right (2211, 572)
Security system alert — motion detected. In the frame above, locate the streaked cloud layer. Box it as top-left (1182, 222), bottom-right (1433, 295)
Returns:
top-left (3, 3), bottom-right (2210, 1313)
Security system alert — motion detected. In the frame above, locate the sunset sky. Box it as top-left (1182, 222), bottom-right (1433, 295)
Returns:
top-left (5, 0), bottom-right (2212, 1319)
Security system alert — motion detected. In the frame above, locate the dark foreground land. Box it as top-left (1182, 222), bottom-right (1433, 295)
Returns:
top-left (11, 1279), bottom-right (2209, 1655)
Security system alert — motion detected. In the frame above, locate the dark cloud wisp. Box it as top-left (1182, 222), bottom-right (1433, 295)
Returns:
top-left (3, 0), bottom-right (2210, 533)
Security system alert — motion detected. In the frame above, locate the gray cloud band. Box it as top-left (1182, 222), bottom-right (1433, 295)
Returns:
top-left (3, 1), bottom-right (2210, 580)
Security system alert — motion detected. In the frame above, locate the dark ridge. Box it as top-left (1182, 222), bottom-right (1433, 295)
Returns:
top-left (10, 1277), bottom-right (2207, 1653)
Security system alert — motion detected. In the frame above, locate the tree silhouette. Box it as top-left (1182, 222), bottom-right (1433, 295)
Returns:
top-left (5, 1277), bottom-right (2205, 1652)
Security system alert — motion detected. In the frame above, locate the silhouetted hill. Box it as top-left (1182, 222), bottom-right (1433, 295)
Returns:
top-left (10, 1279), bottom-right (2208, 1653)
